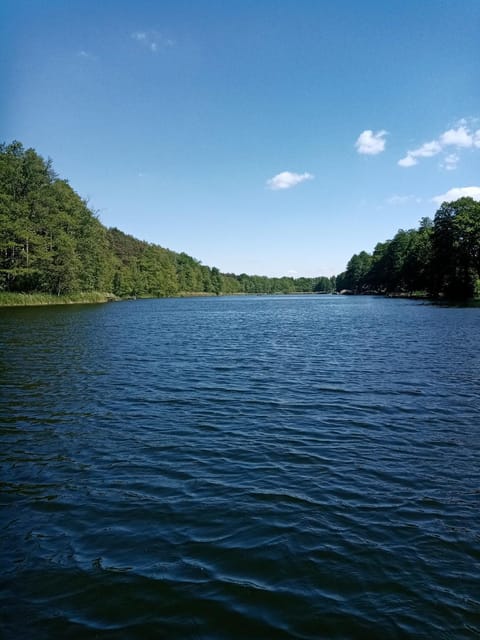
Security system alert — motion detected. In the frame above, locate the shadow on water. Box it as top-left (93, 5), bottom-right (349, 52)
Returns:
top-left (428, 297), bottom-right (480, 308)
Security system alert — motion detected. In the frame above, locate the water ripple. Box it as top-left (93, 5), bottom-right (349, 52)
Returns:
top-left (1, 296), bottom-right (479, 639)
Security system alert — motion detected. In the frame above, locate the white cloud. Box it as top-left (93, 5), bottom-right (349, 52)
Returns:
top-left (386, 194), bottom-right (421, 205)
top-left (432, 186), bottom-right (480, 205)
top-left (399, 119), bottom-right (480, 168)
top-left (355, 129), bottom-right (387, 155)
top-left (440, 126), bottom-right (473, 148)
top-left (77, 50), bottom-right (96, 60)
top-left (131, 31), bottom-right (175, 52)
top-left (414, 140), bottom-right (443, 157)
top-left (267, 171), bottom-right (314, 190)
top-left (398, 140), bottom-right (442, 167)
top-left (398, 154), bottom-right (418, 167)
top-left (441, 153), bottom-right (459, 171)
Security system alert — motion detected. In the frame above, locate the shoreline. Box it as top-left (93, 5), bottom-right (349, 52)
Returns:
top-left (0, 292), bottom-right (119, 307)
top-left (2, 291), bottom-right (478, 308)
top-left (1, 290), bottom-right (331, 307)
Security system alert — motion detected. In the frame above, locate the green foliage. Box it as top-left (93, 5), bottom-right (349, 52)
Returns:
top-left (475, 279), bottom-right (480, 298)
top-left (337, 199), bottom-right (480, 298)
top-left (0, 291), bottom-right (115, 306)
top-left (337, 251), bottom-right (373, 292)
top-left (431, 198), bottom-right (480, 298)
top-left (0, 142), bottom-right (115, 295)
top-left (0, 141), bottom-right (334, 301)
top-left (10, 141), bottom-right (479, 302)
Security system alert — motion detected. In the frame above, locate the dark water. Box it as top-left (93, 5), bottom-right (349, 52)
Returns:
top-left (1, 295), bottom-right (479, 639)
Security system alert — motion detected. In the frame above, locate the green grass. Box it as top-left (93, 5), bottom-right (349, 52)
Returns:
top-left (0, 291), bottom-right (118, 307)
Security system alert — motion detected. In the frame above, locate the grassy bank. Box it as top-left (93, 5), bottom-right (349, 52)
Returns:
top-left (0, 291), bottom-right (224, 307)
top-left (0, 291), bottom-right (118, 307)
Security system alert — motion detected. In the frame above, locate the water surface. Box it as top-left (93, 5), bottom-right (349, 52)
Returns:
top-left (1, 295), bottom-right (479, 638)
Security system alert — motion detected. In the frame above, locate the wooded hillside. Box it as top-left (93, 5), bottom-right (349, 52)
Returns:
top-left (0, 142), bottom-right (335, 297)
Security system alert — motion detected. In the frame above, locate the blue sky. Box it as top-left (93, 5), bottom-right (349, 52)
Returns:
top-left (2, 0), bottom-right (479, 277)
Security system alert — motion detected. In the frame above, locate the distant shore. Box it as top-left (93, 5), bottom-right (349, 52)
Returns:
top-left (0, 290), bottom-right (334, 307)
top-left (3, 289), bottom-right (478, 308)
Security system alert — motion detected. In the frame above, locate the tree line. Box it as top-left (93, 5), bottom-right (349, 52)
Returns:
top-left (0, 142), bottom-right (335, 297)
top-left (4, 141), bottom-right (478, 300)
top-left (336, 198), bottom-right (480, 299)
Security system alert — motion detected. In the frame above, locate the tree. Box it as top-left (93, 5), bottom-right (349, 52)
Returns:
top-left (336, 200), bottom-right (480, 299)
top-left (402, 219), bottom-right (433, 293)
top-left (380, 229), bottom-right (418, 292)
top-left (210, 267), bottom-right (222, 295)
top-left (340, 251), bottom-right (372, 292)
top-left (432, 197), bottom-right (480, 298)
top-left (1, 140), bottom-right (342, 299)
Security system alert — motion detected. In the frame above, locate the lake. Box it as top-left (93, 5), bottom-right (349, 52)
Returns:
top-left (1, 295), bottom-right (479, 639)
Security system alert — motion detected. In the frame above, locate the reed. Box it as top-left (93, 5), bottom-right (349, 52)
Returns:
top-left (0, 292), bottom-right (117, 307)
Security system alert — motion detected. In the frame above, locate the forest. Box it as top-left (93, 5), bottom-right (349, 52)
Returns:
top-left (1, 141), bottom-right (479, 301)
top-left (0, 142), bottom-right (335, 298)
top-left (337, 197), bottom-right (480, 299)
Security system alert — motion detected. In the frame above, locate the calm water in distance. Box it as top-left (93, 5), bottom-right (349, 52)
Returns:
top-left (1, 295), bottom-right (479, 639)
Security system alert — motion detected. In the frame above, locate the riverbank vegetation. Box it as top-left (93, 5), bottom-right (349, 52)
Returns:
top-left (337, 197), bottom-right (480, 299)
top-left (2, 141), bottom-right (479, 304)
top-left (0, 141), bottom-right (335, 302)
top-left (0, 291), bottom-right (116, 306)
